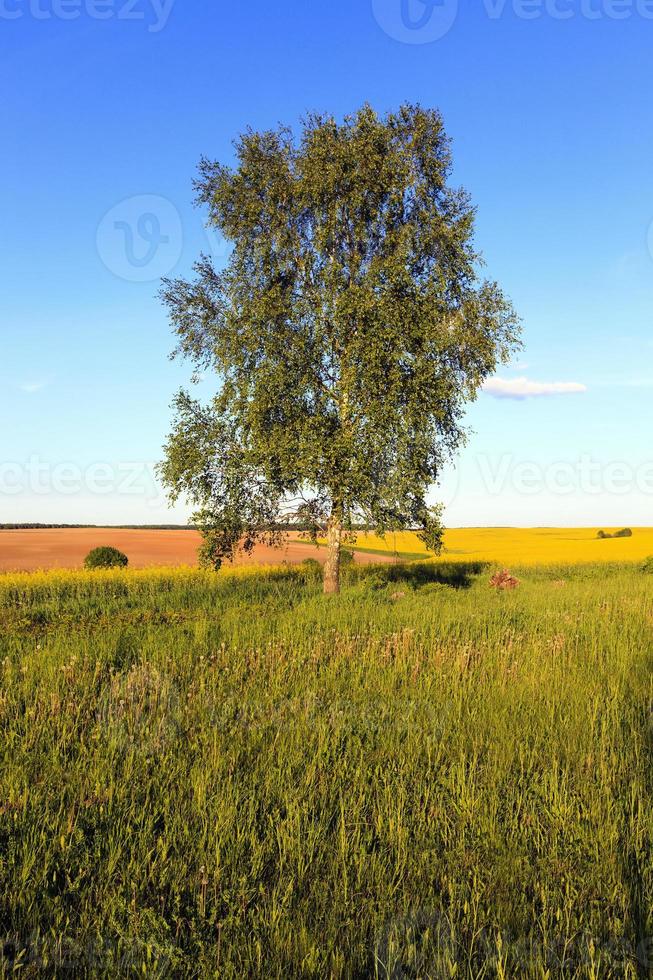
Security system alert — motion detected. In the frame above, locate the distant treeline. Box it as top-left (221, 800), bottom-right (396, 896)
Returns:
top-left (0, 524), bottom-right (197, 531)
top-left (597, 528), bottom-right (633, 539)
top-left (0, 523), bottom-right (321, 532)
top-left (1, 522), bottom-right (410, 532)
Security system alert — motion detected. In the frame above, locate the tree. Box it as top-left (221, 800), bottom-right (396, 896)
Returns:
top-left (159, 104), bottom-right (521, 594)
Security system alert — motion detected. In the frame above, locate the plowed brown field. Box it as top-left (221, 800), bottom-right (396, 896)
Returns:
top-left (0, 528), bottom-right (394, 573)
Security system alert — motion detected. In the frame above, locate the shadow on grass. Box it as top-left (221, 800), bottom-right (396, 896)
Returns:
top-left (354, 561), bottom-right (489, 591)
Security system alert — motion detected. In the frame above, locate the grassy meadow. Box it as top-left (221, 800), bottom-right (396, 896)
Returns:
top-left (2, 556), bottom-right (653, 977)
top-left (0, 556), bottom-right (653, 978)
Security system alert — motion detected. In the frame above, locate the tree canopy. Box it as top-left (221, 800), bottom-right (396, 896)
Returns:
top-left (160, 104), bottom-right (521, 592)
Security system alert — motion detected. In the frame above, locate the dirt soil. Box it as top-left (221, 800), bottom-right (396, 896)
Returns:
top-left (0, 528), bottom-right (394, 573)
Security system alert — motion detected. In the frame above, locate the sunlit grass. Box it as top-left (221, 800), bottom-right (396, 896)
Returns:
top-left (1, 560), bottom-right (653, 977)
top-left (0, 562), bottom-right (279, 598)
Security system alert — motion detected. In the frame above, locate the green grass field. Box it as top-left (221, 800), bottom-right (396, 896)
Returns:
top-left (2, 560), bottom-right (653, 977)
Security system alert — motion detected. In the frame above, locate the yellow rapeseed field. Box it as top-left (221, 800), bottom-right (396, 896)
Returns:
top-left (0, 562), bottom-right (281, 595)
top-left (348, 526), bottom-right (653, 566)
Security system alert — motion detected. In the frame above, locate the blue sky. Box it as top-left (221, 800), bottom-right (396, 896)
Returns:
top-left (2, 0), bottom-right (652, 526)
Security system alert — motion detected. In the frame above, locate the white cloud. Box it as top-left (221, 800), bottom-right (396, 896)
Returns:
top-left (483, 376), bottom-right (588, 400)
top-left (18, 381), bottom-right (47, 394)
top-left (17, 376), bottom-right (54, 394)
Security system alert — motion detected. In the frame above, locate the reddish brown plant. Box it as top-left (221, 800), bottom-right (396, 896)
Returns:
top-left (490, 569), bottom-right (519, 591)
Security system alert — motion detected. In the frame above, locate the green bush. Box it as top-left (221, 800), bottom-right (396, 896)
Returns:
top-left (83, 546), bottom-right (129, 570)
top-left (641, 556), bottom-right (653, 574)
top-left (301, 558), bottom-right (321, 570)
top-left (301, 558), bottom-right (322, 580)
top-left (340, 549), bottom-right (355, 567)
top-left (597, 528), bottom-right (633, 540)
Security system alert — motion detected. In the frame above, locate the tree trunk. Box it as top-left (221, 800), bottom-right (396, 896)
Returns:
top-left (323, 511), bottom-right (343, 595)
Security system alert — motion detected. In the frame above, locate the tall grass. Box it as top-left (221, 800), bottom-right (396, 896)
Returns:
top-left (1, 561), bottom-right (652, 977)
